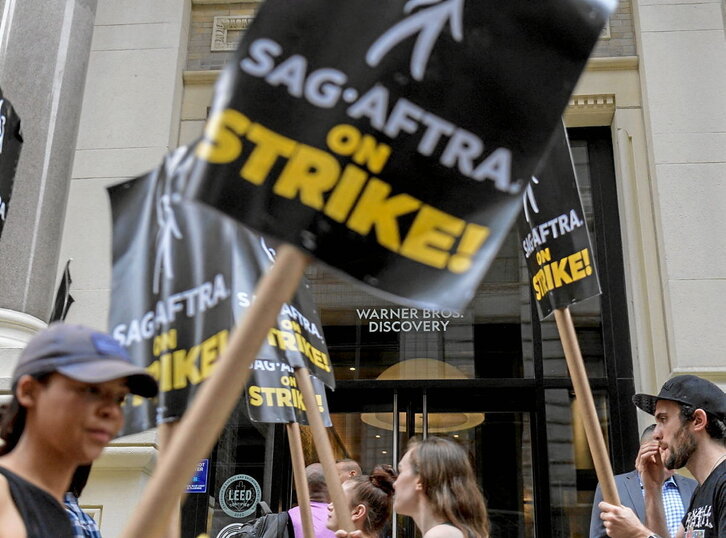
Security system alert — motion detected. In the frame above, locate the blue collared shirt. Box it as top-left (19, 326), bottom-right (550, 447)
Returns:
top-left (64, 493), bottom-right (102, 538)
top-left (640, 476), bottom-right (685, 538)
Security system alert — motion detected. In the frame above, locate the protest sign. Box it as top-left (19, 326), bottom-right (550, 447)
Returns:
top-left (517, 122), bottom-right (618, 505)
top-left (185, 0), bottom-right (615, 311)
top-left (0, 86), bottom-right (23, 242)
top-left (248, 358), bottom-right (331, 426)
top-left (519, 121), bottom-right (601, 318)
top-left (108, 146), bottom-right (334, 435)
top-left (49, 260), bottom-right (75, 322)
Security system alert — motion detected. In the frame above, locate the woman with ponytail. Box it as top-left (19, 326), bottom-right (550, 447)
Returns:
top-left (327, 464), bottom-right (397, 538)
top-left (393, 436), bottom-right (490, 538)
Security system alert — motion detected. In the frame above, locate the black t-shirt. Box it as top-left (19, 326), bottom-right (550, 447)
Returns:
top-left (682, 459), bottom-right (726, 538)
top-left (0, 466), bottom-right (73, 538)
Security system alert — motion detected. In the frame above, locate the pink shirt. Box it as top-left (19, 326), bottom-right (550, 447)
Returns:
top-left (288, 501), bottom-right (337, 538)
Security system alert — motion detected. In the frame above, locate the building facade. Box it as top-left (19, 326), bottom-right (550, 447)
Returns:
top-left (0, 0), bottom-right (724, 537)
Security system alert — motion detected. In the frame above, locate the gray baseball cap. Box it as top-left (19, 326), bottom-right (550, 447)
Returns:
top-left (13, 323), bottom-right (158, 398)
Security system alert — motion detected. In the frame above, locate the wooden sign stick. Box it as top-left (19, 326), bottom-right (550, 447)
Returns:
top-left (157, 422), bottom-right (181, 538)
top-left (554, 307), bottom-right (620, 505)
top-left (294, 366), bottom-right (356, 532)
top-left (286, 422), bottom-right (315, 538)
top-left (121, 244), bottom-right (310, 538)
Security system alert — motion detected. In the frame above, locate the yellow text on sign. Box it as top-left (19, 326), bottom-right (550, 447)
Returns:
top-left (196, 110), bottom-right (491, 274)
top-left (266, 319), bottom-right (331, 373)
top-left (131, 329), bottom-right (229, 406)
top-left (248, 379), bottom-right (325, 413)
top-left (532, 248), bottom-right (594, 301)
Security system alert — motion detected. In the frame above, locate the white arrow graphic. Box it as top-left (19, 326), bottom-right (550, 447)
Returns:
top-left (366, 0), bottom-right (465, 81)
top-left (523, 176), bottom-right (541, 224)
top-left (0, 99), bottom-right (6, 155)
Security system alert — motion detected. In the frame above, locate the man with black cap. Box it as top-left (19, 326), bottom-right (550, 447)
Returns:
top-left (599, 375), bottom-right (726, 538)
top-left (0, 323), bottom-right (158, 538)
top-left (589, 424), bottom-right (697, 538)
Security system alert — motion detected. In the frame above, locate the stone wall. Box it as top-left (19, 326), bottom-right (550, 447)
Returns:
top-left (631, 0), bottom-right (726, 386)
top-left (186, 0), bottom-right (637, 72)
top-left (592, 0), bottom-right (637, 57)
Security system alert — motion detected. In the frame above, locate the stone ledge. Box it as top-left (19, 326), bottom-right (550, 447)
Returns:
top-left (184, 69), bottom-right (222, 85)
top-left (585, 56), bottom-right (638, 71)
top-left (670, 367), bottom-right (726, 387)
top-left (0, 310), bottom-right (47, 391)
top-left (93, 444), bottom-right (158, 473)
top-left (565, 93), bottom-right (616, 127)
top-left (0, 308), bottom-right (46, 348)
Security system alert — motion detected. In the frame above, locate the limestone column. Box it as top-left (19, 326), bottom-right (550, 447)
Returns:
top-left (0, 0), bottom-right (98, 381)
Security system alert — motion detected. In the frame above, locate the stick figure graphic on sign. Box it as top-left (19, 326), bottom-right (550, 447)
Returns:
top-left (0, 99), bottom-right (6, 155)
top-left (260, 236), bottom-right (277, 264)
top-left (366, 0), bottom-right (465, 81)
top-left (153, 193), bottom-right (182, 294)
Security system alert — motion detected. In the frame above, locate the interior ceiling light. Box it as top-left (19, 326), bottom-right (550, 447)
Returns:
top-left (361, 358), bottom-right (484, 433)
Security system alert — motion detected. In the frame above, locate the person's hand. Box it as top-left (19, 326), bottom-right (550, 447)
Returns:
top-left (334, 530), bottom-right (365, 537)
top-left (636, 440), bottom-right (666, 488)
top-left (599, 501), bottom-right (651, 538)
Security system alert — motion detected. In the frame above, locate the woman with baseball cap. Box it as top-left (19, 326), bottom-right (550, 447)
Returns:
top-left (0, 323), bottom-right (158, 538)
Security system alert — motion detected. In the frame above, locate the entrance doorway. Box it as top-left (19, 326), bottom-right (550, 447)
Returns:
top-left (327, 384), bottom-right (538, 537)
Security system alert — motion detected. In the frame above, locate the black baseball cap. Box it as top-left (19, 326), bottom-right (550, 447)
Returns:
top-left (632, 375), bottom-right (726, 419)
top-left (13, 323), bottom-right (158, 398)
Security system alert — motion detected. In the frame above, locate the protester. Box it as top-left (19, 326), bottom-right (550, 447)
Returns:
top-left (65, 464), bottom-right (102, 538)
top-left (327, 464), bottom-right (396, 538)
top-left (599, 375), bottom-right (726, 537)
top-left (0, 323), bottom-right (158, 538)
top-left (589, 424), bottom-right (696, 538)
top-left (393, 436), bottom-right (489, 538)
top-left (288, 462), bottom-right (336, 538)
top-left (336, 458), bottom-right (362, 484)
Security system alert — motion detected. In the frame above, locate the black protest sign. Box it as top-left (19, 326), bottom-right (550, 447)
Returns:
top-left (49, 260), bottom-right (75, 323)
top-left (108, 146), bottom-right (334, 434)
top-left (247, 359), bottom-right (331, 426)
top-left (518, 122), bottom-right (601, 319)
top-left (184, 0), bottom-right (614, 311)
top-left (0, 87), bottom-right (23, 242)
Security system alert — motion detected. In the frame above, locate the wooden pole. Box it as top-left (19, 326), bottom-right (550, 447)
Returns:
top-left (157, 422), bottom-right (181, 538)
top-left (286, 422), bottom-right (315, 538)
top-left (294, 367), bottom-right (355, 532)
top-left (554, 307), bottom-right (620, 505)
top-left (121, 244), bottom-right (310, 538)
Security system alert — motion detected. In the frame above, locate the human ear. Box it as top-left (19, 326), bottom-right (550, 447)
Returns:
top-left (351, 504), bottom-right (366, 523)
top-left (692, 409), bottom-right (708, 432)
top-left (15, 376), bottom-right (40, 408)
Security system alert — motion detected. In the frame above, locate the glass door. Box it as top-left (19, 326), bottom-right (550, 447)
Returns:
top-left (326, 386), bottom-right (537, 538)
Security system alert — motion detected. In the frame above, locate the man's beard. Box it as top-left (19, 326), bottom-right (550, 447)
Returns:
top-left (664, 423), bottom-right (697, 470)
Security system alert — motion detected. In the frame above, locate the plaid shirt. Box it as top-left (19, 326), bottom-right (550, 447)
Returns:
top-left (640, 476), bottom-right (686, 538)
top-left (64, 493), bottom-right (102, 538)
